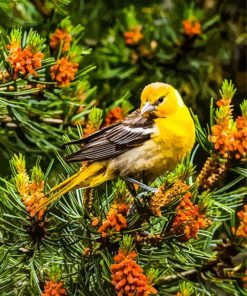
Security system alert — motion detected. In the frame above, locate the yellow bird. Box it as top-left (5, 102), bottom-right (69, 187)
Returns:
top-left (40, 82), bottom-right (195, 208)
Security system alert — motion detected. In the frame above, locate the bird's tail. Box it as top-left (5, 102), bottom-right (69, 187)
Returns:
top-left (35, 162), bottom-right (107, 214)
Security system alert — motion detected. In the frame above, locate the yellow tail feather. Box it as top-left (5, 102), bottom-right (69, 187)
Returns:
top-left (36, 163), bottom-right (107, 213)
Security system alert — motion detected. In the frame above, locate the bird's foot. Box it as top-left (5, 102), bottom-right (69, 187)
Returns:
top-left (136, 191), bottom-right (151, 200)
top-left (124, 176), bottom-right (158, 193)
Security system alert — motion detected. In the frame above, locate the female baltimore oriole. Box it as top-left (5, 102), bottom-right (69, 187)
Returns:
top-left (39, 82), bottom-right (195, 209)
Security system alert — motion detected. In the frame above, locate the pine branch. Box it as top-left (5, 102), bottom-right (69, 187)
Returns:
top-left (158, 269), bottom-right (197, 282)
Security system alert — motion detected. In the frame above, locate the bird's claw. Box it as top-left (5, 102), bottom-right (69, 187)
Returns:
top-left (124, 176), bottom-right (158, 193)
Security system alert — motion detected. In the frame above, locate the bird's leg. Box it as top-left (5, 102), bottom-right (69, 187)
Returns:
top-left (124, 176), bottom-right (158, 193)
top-left (142, 171), bottom-right (148, 188)
top-left (125, 179), bottom-right (137, 196)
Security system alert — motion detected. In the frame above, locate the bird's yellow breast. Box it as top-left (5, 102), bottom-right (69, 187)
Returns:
top-left (153, 106), bottom-right (195, 166)
top-left (106, 106), bottom-right (195, 181)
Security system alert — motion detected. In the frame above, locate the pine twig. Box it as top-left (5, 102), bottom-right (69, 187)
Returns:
top-left (158, 269), bottom-right (197, 282)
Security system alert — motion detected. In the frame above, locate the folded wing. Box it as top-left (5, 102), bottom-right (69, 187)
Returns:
top-left (64, 110), bottom-right (155, 162)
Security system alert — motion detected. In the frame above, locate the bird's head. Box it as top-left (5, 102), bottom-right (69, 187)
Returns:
top-left (140, 82), bottom-right (184, 118)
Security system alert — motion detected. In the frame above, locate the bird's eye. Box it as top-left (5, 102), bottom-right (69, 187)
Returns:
top-left (157, 96), bottom-right (165, 104)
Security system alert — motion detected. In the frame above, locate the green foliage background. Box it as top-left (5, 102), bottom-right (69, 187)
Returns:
top-left (0, 0), bottom-right (245, 164)
top-left (0, 1), bottom-right (246, 296)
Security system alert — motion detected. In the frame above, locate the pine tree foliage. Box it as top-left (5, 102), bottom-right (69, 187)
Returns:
top-left (0, 14), bottom-right (95, 159)
top-left (0, 81), bottom-right (246, 295)
top-left (0, 1), bottom-right (246, 295)
top-left (80, 0), bottom-right (243, 113)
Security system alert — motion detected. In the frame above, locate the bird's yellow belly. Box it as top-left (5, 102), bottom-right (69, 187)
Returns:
top-left (107, 136), bottom-right (190, 180)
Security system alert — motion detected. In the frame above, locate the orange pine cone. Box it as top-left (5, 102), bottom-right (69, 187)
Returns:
top-left (216, 98), bottom-right (231, 107)
top-left (83, 124), bottom-right (98, 138)
top-left (41, 281), bottom-right (67, 296)
top-left (182, 18), bottom-right (201, 37)
top-left (98, 203), bottom-right (129, 237)
top-left (104, 107), bottom-right (125, 126)
top-left (210, 115), bottom-right (247, 160)
top-left (150, 180), bottom-right (189, 216)
top-left (25, 181), bottom-right (48, 220)
top-left (50, 28), bottom-right (72, 52)
top-left (50, 57), bottom-right (79, 87)
top-left (111, 249), bottom-right (157, 296)
top-left (91, 217), bottom-right (99, 226)
top-left (15, 170), bottom-right (47, 220)
top-left (171, 192), bottom-right (211, 241)
top-left (124, 25), bottom-right (144, 45)
top-left (7, 45), bottom-right (43, 78)
top-left (235, 205), bottom-right (247, 238)
top-left (233, 116), bottom-right (247, 159)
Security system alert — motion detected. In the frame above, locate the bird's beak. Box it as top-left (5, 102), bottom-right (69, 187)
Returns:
top-left (141, 102), bottom-right (155, 115)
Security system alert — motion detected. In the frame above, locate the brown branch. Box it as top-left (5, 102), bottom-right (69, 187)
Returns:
top-left (42, 118), bottom-right (63, 124)
top-left (158, 269), bottom-right (197, 283)
top-left (6, 122), bottom-right (17, 128)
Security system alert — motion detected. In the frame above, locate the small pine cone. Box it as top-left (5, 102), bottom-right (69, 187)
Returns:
top-left (50, 28), bottom-right (72, 52)
top-left (197, 155), bottom-right (228, 190)
top-left (235, 205), bottom-right (247, 238)
top-left (135, 233), bottom-right (162, 245)
top-left (0, 70), bottom-right (10, 82)
top-left (36, 83), bottom-right (47, 90)
top-left (50, 57), bottom-right (78, 87)
top-left (171, 193), bottom-right (211, 241)
top-left (150, 181), bottom-right (189, 216)
top-left (124, 25), bottom-right (144, 45)
top-left (41, 280), bottom-right (67, 296)
top-left (149, 186), bottom-right (172, 216)
top-left (83, 188), bottom-right (93, 211)
top-left (98, 203), bottom-right (129, 237)
top-left (104, 107), bottom-right (124, 126)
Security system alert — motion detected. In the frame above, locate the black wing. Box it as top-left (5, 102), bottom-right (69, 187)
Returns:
top-left (64, 110), bottom-right (154, 162)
